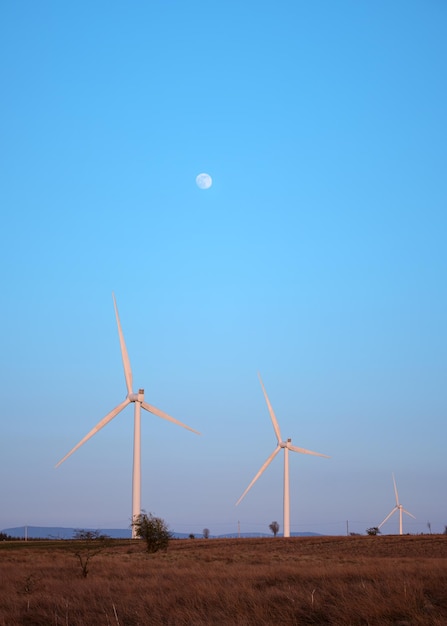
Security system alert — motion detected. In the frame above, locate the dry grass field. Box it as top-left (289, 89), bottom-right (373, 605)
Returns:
top-left (1, 535), bottom-right (446, 625)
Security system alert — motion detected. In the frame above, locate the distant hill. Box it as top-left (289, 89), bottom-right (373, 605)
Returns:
top-left (221, 531), bottom-right (321, 538)
top-left (2, 526), bottom-right (322, 540)
top-left (1, 526), bottom-right (132, 540)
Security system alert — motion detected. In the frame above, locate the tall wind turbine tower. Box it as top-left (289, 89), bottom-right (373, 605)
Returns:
top-left (378, 473), bottom-right (415, 535)
top-left (236, 373), bottom-right (329, 538)
top-left (56, 294), bottom-right (200, 537)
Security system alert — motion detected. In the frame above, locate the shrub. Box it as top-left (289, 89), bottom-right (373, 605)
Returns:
top-left (71, 529), bottom-right (111, 578)
top-left (132, 511), bottom-right (172, 553)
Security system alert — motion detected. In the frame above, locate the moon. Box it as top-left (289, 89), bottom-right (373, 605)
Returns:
top-left (196, 173), bottom-right (212, 189)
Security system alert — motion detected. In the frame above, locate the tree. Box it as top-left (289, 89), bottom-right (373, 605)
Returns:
top-left (203, 528), bottom-right (210, 539)
top-left (73, 529), bottom-right (109, 541)
top-left (71, 529), bottom-right (110, 578)
top-left (132, 511), bottom-right (172, 553)
top-left (269, 521), bottom-right (280, 537)
top-left (366, 527), bottom-right (381, 536)
top-left (0, 532), bottom-right (16, 541)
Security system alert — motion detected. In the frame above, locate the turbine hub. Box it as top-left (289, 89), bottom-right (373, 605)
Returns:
top-left (280, 438), bottom-right (292, 449)
top-left (128, 389), bottom-right (145, 402)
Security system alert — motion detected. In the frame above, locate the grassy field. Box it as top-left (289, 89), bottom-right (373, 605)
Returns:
top-left (1, 535), bottom-right (446, 625)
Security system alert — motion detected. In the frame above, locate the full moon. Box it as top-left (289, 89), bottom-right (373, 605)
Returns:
top-left (196, 173), bottom-right (212, 189)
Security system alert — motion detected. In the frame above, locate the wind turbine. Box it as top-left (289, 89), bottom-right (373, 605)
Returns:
top-left (378, 473), bottom-right (415, 535)
top-left (56, 294), bottom-right (200, 538)
top-left (236, 373), bottom-right (329, 538)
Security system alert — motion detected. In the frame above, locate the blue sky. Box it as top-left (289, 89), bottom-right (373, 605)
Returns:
top-left (1, 1), bottom-right (446, 536)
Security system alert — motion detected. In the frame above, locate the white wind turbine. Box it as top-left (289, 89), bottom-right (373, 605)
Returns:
top-left (378, 473), bottom-right (415, 535)
top-left (56, 294), bottom-right (200, 538)
top-left (236, 373), bottom-right (329, 538)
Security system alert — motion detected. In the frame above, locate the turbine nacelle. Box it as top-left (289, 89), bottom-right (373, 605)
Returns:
top-left (280, 438), bottom-right (292, 449)
top-left (128, 389), bottom-right (144, 403)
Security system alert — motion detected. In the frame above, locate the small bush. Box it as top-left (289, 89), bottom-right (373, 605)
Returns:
top-left (71, 529), bottom-right (111, 578)
top-left (132, 511), bottom-right (172, 553)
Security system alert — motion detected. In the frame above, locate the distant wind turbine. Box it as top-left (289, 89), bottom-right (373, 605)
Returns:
top-left (236, 373), bottom-right (329, 538)
top-left (378, 473), bottom-right (415, 535)
top-left (56, 294), bottom-right (200, 538)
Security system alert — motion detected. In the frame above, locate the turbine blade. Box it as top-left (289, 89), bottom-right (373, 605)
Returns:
top-left (55, 398), bottom-right (130, 467)
top-left (141, 401), bottom-right (201, 435)
top-left (378, 506), bottom-right (398, 528)
top-left (402, 508), bottom-right (416, 520)
top-left (258, 372), bottom-right (282, 442)
top-left (113, 293), bottom-right (133, 395)
top-left (236, 445), bottom-right (281, 506)
top-left (287, 443), bottom-right (330, 458)
top-left (392, 473), bottom-right (399, 505)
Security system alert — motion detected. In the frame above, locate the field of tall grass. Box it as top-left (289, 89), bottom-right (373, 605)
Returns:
top-left (1, 535), bottom-right (446, 625)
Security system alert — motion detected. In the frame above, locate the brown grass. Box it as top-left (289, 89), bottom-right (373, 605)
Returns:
top-left (1, 535), bottom-right (446, 625)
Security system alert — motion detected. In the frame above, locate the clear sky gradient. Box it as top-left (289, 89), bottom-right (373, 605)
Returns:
top-left (1, 1), bottom-right (446, 536)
